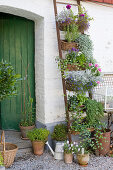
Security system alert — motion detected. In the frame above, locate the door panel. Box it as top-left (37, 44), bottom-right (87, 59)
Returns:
top-left (0, 13), bottom-right (35, 130)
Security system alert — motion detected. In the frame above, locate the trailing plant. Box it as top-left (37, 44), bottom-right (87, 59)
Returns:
top-left (68, 93), bottom-right (87, 112)
top-left (27, 128), bottom-right (50, 142)
top-left (20, 96), bottom-right (35, 126)
top-left (0, 60), bottom-right (20, 101)
top-left (85, 99), bottom-right (104, 125)
top-left (56, 48), bottom-right (89, 72)
top-left (65, 69), bottom-right (102, 93)
top-left (77, 5), bottom-right (93, 33)
top-left (56, 5), bottom-right (77, 28)
top-left (76, 34), bottom-right (93, 59)
top-left (51, 124), bottom-right (67, 141)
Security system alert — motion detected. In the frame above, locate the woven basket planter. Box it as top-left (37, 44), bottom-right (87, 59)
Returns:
top-left (66, 64), bottom-right (86, 71)
top-left (0, 131), bottom-right (18, 168)
top-left (58, 21), bottom-right (76, 31)
top-left (61, 40), bottom-right (78, 51)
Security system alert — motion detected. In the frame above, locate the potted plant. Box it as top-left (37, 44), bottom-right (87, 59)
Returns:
top-left (63, 141), bottom-right (75, 164)
top-left (94, 123), bottom-right (111, 156)
top-left (76, 5), bottom-right (93, 33)
top-left (56, 4), bottom-right (79, 50)
top-left (0, 60), bottom-right (20, 101)
top-left (0, 153), bottom-right (5, 170)
top-left (20, 96), bottom-right (35, 139)
top-left (51, 124), bottom-right (67, 151)
top-left (76, 148), bottom-right (89, 167)
top-left (27, 128), bottom-right (50, 155)
top-left (56, 48), bottom-right (88, 72)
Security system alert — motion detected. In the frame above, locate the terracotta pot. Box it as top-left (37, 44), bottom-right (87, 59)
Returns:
top-left (64, 153), bottom-right (73, 164)
top-left (96, 129), bottom-right (111, 155)
top-left (32, 141), bottom-right (45, 155)
top-left (20, 125), bottom-right (35, 139)
top-left (77, 153), bottom-right (89, 166)
top-left (61, 40), bottom-right (78, 51)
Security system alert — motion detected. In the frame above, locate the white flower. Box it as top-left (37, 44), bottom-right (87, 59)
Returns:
top-left (76, 144), bottom-right (78, 147)
top-left (67, 140), bottom-right (69, 144)
top-left (78, 148), bottom-right (80, 151)
top-left (71, 144), bottom-right (73, 147)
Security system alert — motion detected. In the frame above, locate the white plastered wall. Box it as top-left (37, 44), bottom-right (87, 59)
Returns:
top-left (0, 0), bottom-right (66, 125)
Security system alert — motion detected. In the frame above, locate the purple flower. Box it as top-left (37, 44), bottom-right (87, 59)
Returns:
top-left (66, 4), bottom-right (71, 9)
top-left (80, 14), bottom-right (85, 17)
top-left (71, 48), bottom-right (76, 51)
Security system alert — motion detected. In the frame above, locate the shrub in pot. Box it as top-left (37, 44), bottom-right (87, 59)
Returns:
top-left (51, 124), bottom-right (67, 151)
top-left (27, 128), bottom-right (50, 155)
top-left (20, 96), bottom-right (35, 139)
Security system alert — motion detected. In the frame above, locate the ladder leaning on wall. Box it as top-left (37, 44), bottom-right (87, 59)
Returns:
top-left (53, 0), bottom-right (81, 143)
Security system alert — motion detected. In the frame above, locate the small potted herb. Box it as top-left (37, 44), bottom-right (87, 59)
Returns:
top-left (51, 124), bottom-right (67, 151)
top-left (27, 128), bottom-right (50, 155)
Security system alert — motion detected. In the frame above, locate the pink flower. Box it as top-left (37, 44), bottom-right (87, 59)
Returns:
top-left (89, 63), bottom-right (93, 67)
top-left (66, 4), bottom-right (71, 9)
top-left (98, 68), bottom-right (101, 72)
top-left (95, 64), bottom-right (99, 68)
top-left (97, 81), bottom-right (100, 84)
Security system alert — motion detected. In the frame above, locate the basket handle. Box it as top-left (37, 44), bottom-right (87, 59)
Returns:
top-left (1, 131), bottom-right (5, 151)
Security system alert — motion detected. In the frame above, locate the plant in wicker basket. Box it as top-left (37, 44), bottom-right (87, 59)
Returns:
top-left (56, 4), bottom-right (77, 31)
top-left (76, 5), bottom-right (93, 33)
top-left (56, 48), bottom-right (89, 72)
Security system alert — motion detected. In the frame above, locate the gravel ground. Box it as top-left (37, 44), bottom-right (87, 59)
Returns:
top-left (7, 151), bottom-right (113, 170)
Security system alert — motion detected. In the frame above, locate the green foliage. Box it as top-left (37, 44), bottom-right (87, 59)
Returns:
top-left (68, 94), bottom-right (87, 112)
top-left (64, 24), bottom-right (79, 42)
top-left (85, 99), bottom-right (104, 125)
top-left (64, 141), bottom-right (75, 154)
top-left (51, 124), bottom-right (67, 141)
top-left (0, 152), bottom-right (4, 166)
top-left (27, 128), bottom-right (50, 142)
top-left (0, 60), bottom-right (20, 101)
top-left (20, 96), bottom-right (35, 126)
top-left (76, 34), bottom-right (93, 59)
top-left (56, 50), bottom-right (88, 73)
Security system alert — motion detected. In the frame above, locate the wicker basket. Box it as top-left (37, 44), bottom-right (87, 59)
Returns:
top-left (66, 81), bottom-right (76, 91)
top-left (66, 64), bottom-right (86, 71)
top-left (58, 21), bottom-right (76, 31)
top-left (61, 40), bottom-right (78, 51)
top-left (0, 131), bottom-right (18, 168)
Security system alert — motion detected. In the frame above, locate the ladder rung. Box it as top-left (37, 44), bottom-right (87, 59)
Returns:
top-left (56, 1), bottom-right (78, 6)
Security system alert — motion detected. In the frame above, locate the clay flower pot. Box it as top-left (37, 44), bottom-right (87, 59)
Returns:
top-left (96, 129), bottom-right (111, 156)
top-left (20, 124), bottom-right (35, 139)
top-left (64, 153), bottom-right (73, 164)
top-left (77, 153), bottom-right (89, 166)
top-left (32, 141), bottom-right (45, 155)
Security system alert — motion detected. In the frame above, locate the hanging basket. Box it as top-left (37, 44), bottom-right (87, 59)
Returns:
top-left (66, 64), bottom-right (86, 71)
top-left (58, 21), bottom-right (76, 31)
top-left (66, 81), bottom-right (76, 91)
top-left (61, 40), bottom-right (78, 51)
top-left (0, 131), bottom-right (18, 168)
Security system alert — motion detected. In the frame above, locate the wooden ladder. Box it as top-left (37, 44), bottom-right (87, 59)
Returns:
top-left (53, 0), bottom-right (81, 143)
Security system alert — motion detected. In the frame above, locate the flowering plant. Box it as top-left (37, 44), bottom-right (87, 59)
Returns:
top-left (64, 141), bottom-right (77, 154)
top-left (77, 5), bottom-right (93, 33)
top-left (56, 48), bottom-right (88, 72)
top-left (56, 5), bottom-right (77, 25)
top-left (65, 69), bottom-right (102, 93)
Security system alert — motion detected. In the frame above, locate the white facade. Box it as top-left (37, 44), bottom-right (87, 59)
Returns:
top-left (0, 0), bottom-right (113, 126)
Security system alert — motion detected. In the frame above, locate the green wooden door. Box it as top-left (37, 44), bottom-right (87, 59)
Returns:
top-left (0, 13), bottom-right (35, 130)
